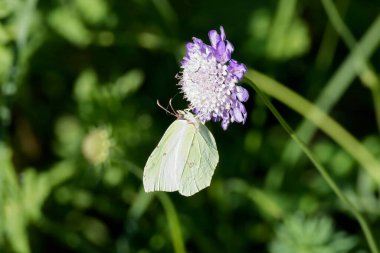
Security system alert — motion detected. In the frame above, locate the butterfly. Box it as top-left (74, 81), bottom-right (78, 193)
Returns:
top-left (143, 102), bottom-right (219, 196)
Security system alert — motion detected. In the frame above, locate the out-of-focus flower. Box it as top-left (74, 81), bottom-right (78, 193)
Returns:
top-left (82, 128), bottom-right (111, 166)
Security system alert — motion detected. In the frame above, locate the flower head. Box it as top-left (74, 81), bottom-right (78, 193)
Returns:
top-left (177, 26), bottom-right (248, 129)
top-left (82, 128), bottom-right (111, 166)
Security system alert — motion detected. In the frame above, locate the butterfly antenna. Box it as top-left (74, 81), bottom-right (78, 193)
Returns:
top-left (157, 100), bottom-right (176, 117)
top-left (168, 98), bottom-right (176, 114)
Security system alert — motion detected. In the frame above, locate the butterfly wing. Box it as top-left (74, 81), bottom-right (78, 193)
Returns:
top-left (143, 119), bottom-right (196, 193)
top-left (179, 122), bottom-right (219, 196)
top-left (143, 113), bottom-right (219, 197)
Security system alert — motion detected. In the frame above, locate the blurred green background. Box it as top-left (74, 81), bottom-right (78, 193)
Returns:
top-left (1, 0), bottom-right (380, 252)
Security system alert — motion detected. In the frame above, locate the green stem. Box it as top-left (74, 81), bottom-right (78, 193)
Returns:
top-left (157, 193), bottom-right (186, 253)
top-left (1, 0), bottom-right (39, 140)
top-left (277, 14), bottom-right (380, 177)
top-left (1, 144), bottom-right (30, 253)
top-left (266, 0), bottom-right (297, 58)
top-left (151, 0), bottom-right (179, 35)
top-left (244, 76), bottom-right (379, 253)
top-left (321, 0), bottom-right (380, 131)
top-left (320, 0), bottom-right (356, 47)
top-left (122, 159), bottom-right (187, 253)
top-left (246, 70), bottom-right (380, 185)
top-left (371, 86), bottom-right (380, 131)
top-left (316, 0), bottom-right (348, 70)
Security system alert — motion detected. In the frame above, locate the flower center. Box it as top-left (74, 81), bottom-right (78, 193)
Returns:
top-left (178, 49), bottom-right (234, 121)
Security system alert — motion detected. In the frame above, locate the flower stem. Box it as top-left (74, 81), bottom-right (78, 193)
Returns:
top-left (122, 159), bottom-right (187, 253)
top-left (244, 76), bottom-right (379, 253)
top-left (321, 0), bottom-right (380, 132)
top-left (246, 69), bottom-right (380, 185)
top-left (267, 14), bottom-right (380, 181)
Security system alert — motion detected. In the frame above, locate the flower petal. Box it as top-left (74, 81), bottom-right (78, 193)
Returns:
top-left (236, 86), bottom-right (249, 102)
top-left (181, 58), bottom-right (188, 65)
top-left (208, 30), bottom-right (220, 48)
top-left (215, 40), bottom-right (232, 63)
top-left (192, 37), bottom-right (203, 45)
top-left (228, 60), bottom-right (247, 80)
top-left (222, 119), bottom-right (229, 130)
top-left (233, 106), bottom-right (244, 123)
top-left (226, 40), bottom-right (234, 54)
top-left (216, 40), bottom-right (226, 57)
top-left (186, 42), bottom-right (194, 50)
top-left (238, 102), bottom-right (247, 124)
top-left (220, 26), bottom-right (226, 40)
top-left (192, 108), bottom-right (199, 114)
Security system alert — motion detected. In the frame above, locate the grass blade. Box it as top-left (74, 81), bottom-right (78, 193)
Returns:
top-left (244, 75), bottom-right (379, 253)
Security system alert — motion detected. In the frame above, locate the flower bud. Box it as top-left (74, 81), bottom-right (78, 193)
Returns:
top-left (82, 128), bottom-right (111, 166)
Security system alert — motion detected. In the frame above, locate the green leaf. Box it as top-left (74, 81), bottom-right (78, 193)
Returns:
top-left (0, 45), bottom-right (12, 83)
top-left (74, 0), bottom-right (108, 24)
top-left (74, 69), bottom-right (98, 102)
top-left (270, 214), bottom-right (357, 253)
top-left (111, 69), bottom-right (144, 99)
top-left (0, 144), bottom-right (30, 253)
top-left (0, 0), bottom-right (17, 18)
top-left (48, 7), bottom-right (92, 46)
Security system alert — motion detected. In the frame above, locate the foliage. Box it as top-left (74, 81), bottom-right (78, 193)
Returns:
top-left (270, 214), bottom-right (357, 253)
top-left (1, 0), bottom-right (380, 252)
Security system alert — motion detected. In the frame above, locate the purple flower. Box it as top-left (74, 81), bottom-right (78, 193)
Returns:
top-left (177, 26), bottom-right (248, 130)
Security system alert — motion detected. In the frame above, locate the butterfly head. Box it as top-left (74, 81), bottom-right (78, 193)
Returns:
top-left (177, 110), bottom-right (199, 127)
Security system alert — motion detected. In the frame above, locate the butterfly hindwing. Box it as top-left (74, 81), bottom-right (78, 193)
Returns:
top-left (179, 123), bottom-right (219, 196)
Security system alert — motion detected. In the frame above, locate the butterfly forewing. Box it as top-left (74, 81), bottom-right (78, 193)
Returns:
top-left (143, 119), bottom-right (196, 193)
